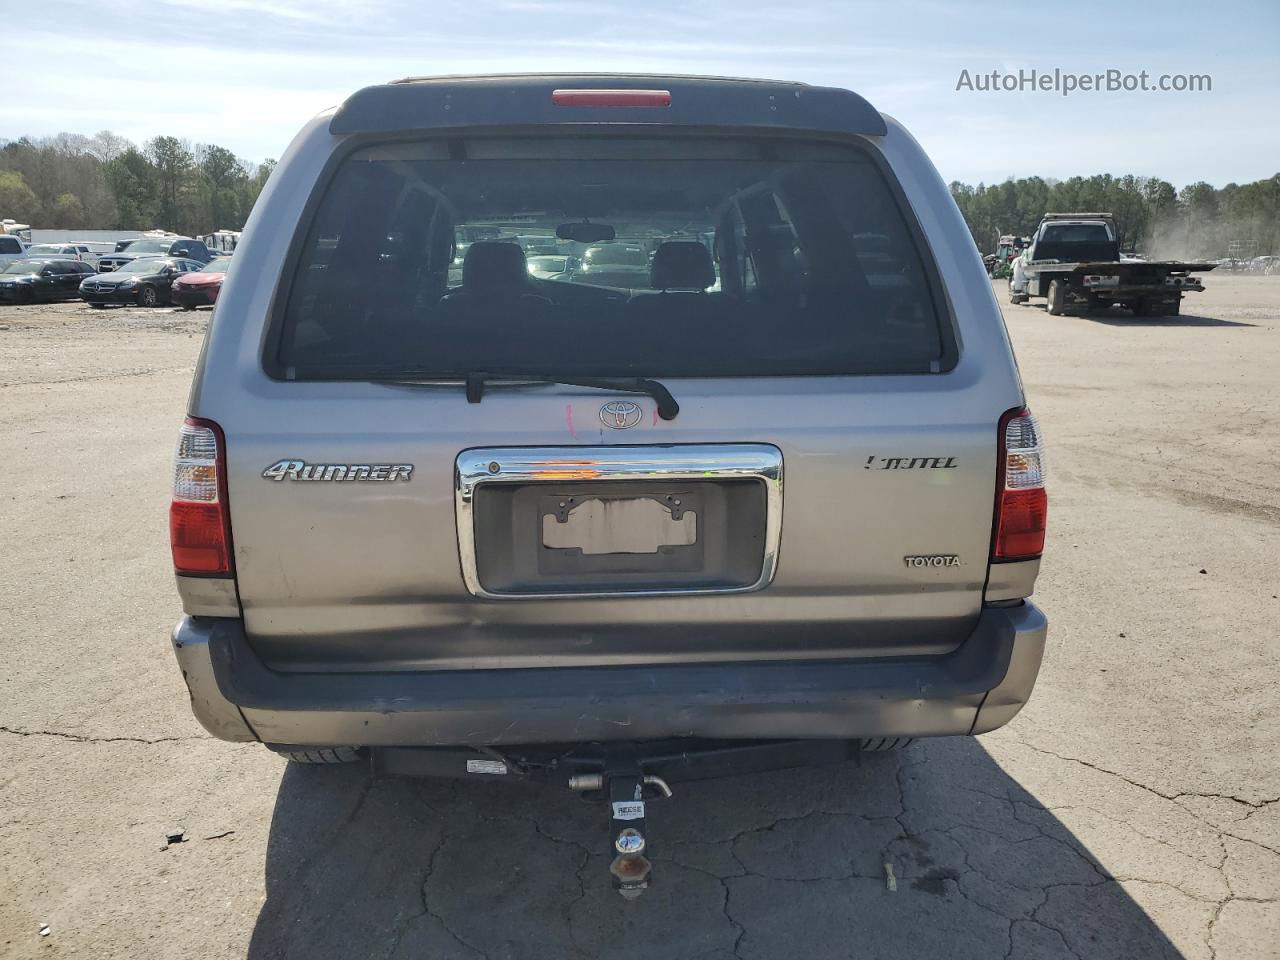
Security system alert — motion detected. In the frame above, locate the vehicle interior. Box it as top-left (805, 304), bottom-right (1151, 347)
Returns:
top-left (276, 136), bottom-right (951, 380)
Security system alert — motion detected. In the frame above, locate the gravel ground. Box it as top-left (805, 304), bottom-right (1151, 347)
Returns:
top-left (1, 279), bottom-right (1277, 959)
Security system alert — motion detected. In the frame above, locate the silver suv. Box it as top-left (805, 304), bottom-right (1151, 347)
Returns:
top-left (168, 74), bottom-right (1047, 892)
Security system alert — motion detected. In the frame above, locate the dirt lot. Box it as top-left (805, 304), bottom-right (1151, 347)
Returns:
top-left (2, 279), bottom-right (1278, 959)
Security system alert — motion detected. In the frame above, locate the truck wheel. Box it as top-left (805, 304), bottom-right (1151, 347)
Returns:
top-left (1047, 280), bottom-right (1067, 315)
top-left (1007, 280), bottom-right (1027, 305)
top-left (860, 738), bottom-right (913, 752)
top-left (267, 746), bottom-right (363, 764)
top-left (1134, 298), bottom-right (1162, 317)
top-left (1165, 299), bottom-right (1181, 316)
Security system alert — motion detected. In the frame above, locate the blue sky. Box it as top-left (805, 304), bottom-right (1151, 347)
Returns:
top-left (5, 0), bottom-right (1278, 187)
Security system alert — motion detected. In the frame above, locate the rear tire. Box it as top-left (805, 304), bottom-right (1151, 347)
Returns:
top-left (860, 737), bottom-right (913, 752)
top-left (268, 746), bottom-right (363, 764)
top-left (1046, 279), bottom-right (1067, 315)
top-left (1134, 297), bottom-right (1164, 317)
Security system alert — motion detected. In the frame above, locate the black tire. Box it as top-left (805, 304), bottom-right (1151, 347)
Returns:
top-left (268, 746), bottom-right (363, 764)
top-left (137, 285), bottom-right (159, 307)
top-left (1134, 297), bottom-right (1165, 318)
top-left (1165, 299), bottom-right (1181, 316)
top-left (860, 737), bottom-right (913, 752)
top-left (1047, 279), bottom-right (1067, 316)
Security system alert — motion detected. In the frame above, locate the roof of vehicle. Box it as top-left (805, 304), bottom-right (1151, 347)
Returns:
top-left (329, 74), bottom-right (887, 139)
top-left (5, 257), bottom-right (82, 269)
top-left (1040, 212), bottom-right (1115, 222)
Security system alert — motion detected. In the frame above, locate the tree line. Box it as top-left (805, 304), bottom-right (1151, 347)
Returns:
top-left (3, 130), bottom-right (1277, 261)
top-left (0, 131), bottom-right (275, 235)
top-left (950, 172), bottom-right (1280, 260)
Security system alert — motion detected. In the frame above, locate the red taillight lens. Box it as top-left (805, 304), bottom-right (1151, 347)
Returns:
top-left (169, 417), bottom-right (233, 576)
top-left (994, 408), bottom-right (1047, 561)
top-left (551, 88), bottom-right (672, 108)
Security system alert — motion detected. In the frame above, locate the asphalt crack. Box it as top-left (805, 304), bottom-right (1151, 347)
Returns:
top-left (0, 725), bottom-right (207, 745)
top-left (1011, 737), bottom-right (1279, 809)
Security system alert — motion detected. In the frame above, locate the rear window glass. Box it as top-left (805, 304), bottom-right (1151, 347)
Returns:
top-left (1041, 223), bottom-right (1112, 243)
top-left (273, 137), bottom-right (951, 380)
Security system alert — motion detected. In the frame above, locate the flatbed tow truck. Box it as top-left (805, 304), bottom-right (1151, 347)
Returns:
top-left (1009, 212), bottom-right (1214, 317)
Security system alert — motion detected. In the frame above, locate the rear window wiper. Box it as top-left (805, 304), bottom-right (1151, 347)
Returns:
top-left (369, 371), bottom-right (680, 420)
top-left (466, 373), bottom-right (679, 421)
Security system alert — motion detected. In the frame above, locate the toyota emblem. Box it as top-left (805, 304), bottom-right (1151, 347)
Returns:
top-left (600, 400), bottom-right (643, 429)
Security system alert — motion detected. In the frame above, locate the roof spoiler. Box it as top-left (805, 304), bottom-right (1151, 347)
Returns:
top-left (329, 75), bottom-right (886, 139)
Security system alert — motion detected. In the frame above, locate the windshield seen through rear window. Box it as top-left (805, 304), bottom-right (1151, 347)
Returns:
top-left (273, 137), bottom-right (951, 380)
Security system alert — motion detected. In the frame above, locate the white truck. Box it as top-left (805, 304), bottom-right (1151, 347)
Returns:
top-left (1009, 213), bottom-right (1213, 317)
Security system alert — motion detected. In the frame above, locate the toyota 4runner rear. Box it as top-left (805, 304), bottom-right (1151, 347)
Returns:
top-left (168, 75), bottom-right (1047, 895)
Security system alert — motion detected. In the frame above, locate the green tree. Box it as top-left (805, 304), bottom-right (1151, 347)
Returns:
top-left (50, 192), bottom-right (85, 227)
top-left (0, 169), bottom-right (38, 221)
top-left (146, 135), bottom-right (194, 231)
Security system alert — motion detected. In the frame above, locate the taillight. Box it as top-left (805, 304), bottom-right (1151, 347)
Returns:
top-left (551, 88), bottom-right (672, 108)
top-left (993, 408), bottom-right (1047, 561)
top-left (169, 417), bottom-right (233, 576)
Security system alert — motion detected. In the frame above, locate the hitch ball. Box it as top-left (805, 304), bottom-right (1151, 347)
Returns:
top-left (614, 828), bottom-right (645, 854)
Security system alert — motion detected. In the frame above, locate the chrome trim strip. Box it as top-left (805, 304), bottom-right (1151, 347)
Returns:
top-left (455, 444), bottom-right (783, 600)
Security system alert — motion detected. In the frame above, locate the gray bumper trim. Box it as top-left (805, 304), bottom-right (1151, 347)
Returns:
top-left (171, 604), bottom-right (1046, 747)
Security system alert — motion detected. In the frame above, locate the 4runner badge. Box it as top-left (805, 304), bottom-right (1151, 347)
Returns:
top-left (262, 460), bottom-right (413, 482)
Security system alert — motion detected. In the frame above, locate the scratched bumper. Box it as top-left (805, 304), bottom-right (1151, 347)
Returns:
top-left (171, 605), bottom-right (1046, 747)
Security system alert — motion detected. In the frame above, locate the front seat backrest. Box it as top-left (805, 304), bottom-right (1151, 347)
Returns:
top-left (649, 240), bottom-right (716, 292)
top-left (461, 241), bottom-right (530, 297)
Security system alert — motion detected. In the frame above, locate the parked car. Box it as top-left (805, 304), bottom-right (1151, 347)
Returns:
top-left (166, 75), bottom-right (1047, 898)
top-left (97, 237), bottom-right (210, 272)
top-left (22, 242), bottom-right (102, 268)
top-left (574, 242), bottom-right (651, 290)
top-left (79, 257), bottom-right (205, 307)
top-left (525, 254), bottom-right (576, 280)
top-left (171, 256), bottom-right (231, 309)
top-left (0, 232), bottom-right (27, 266)
top-left (0, 258), bottom-right (95, 303)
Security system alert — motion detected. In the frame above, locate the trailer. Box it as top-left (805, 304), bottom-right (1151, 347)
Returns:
top-left (1009, 213), bottom-right (1214, 317)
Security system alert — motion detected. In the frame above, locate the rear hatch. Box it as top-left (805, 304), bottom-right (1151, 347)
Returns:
top-left (221, 117), bottom-right (1006, 672)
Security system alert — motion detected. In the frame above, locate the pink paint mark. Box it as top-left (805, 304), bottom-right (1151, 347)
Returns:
top-left (565, 404), bottom-right (578, 439)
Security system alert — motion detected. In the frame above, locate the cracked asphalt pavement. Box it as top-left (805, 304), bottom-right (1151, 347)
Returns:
top-left (2, 279), bottom-right (1279, 959)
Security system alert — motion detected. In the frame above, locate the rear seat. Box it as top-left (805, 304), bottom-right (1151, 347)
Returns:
top-left (627, 240), bottom-right (730, 329)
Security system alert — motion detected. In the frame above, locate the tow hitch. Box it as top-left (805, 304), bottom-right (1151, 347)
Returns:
top-left (569, 760), bottom-right (673, 899)
top-left (373, 738), bottom-right (859, 900)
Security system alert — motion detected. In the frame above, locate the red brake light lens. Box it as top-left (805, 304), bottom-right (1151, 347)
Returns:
top-left (551, 89), bottom-right (672, 108)
top-left (169, 417), bottom-right (233, 576)
top-left (994, 408), bottom-right (1047, 561)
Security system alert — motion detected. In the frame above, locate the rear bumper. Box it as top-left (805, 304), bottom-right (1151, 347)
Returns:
top-left (171, 603), bottom-right (1047, 746)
